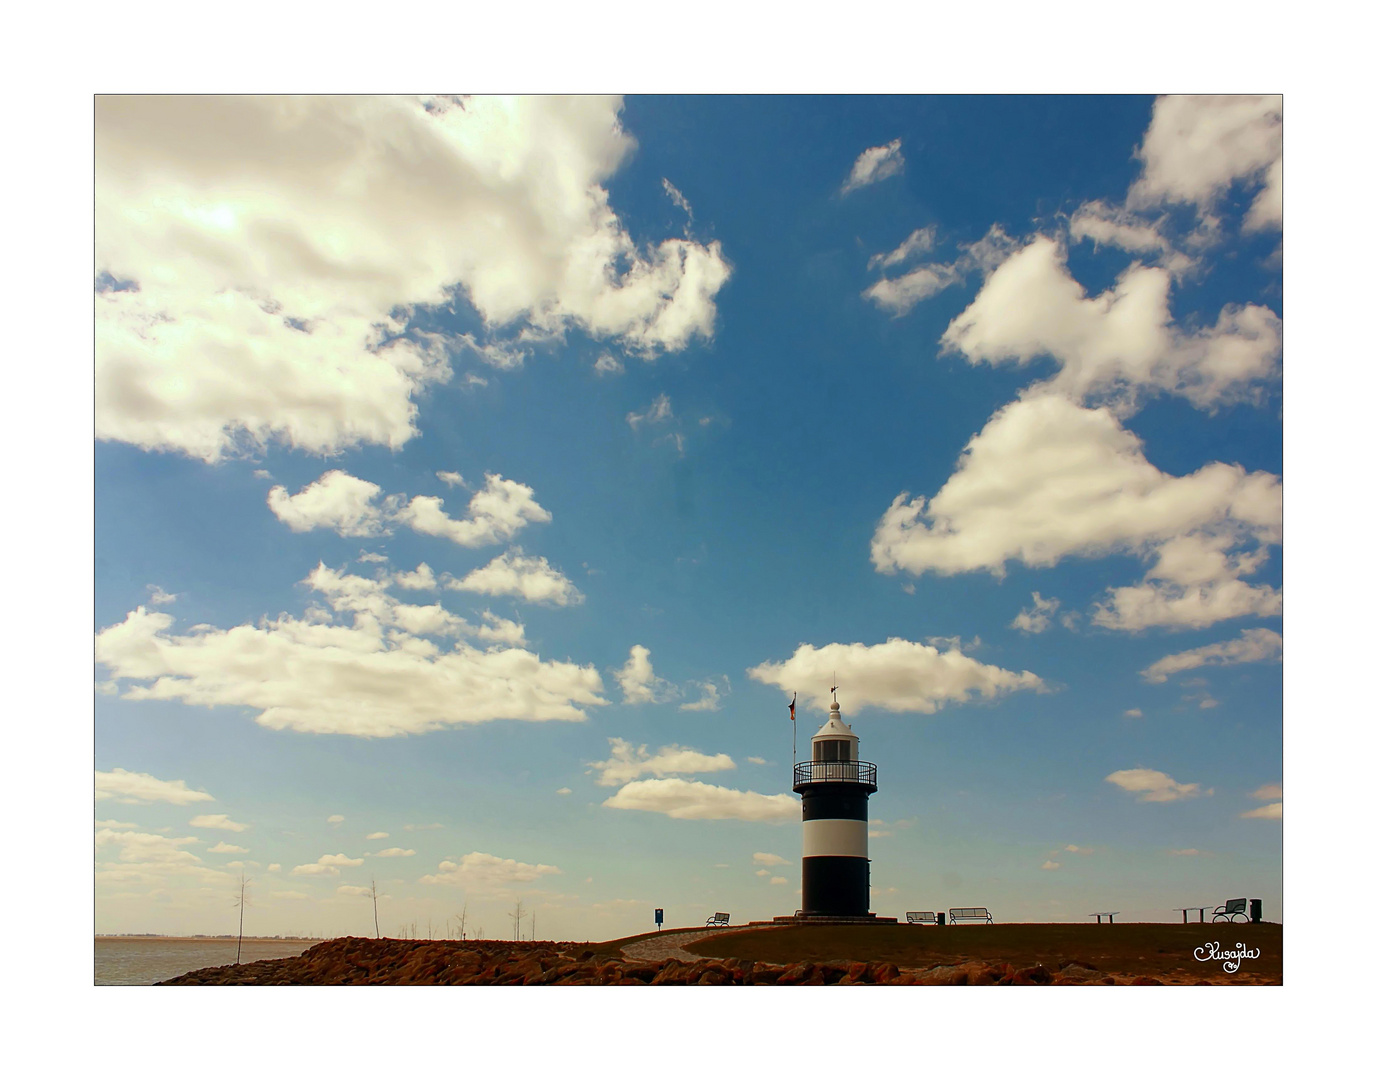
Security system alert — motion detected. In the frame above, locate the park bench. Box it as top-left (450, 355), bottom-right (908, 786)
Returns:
top-left (705, 912), bottom-right (730, 927)
top-left (905, 911), bottom-right (938, 925)
top-left (1212, 898), bottom-right (1248, 923)
top-left (949, 907), bottom-right (993, 924)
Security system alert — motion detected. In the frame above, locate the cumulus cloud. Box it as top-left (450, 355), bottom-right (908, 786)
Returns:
top-left (679, 679), bottom-right (723, 712)
top-left (1127, 95), bottom-right (1282, 232)
top-left (871, 393), bottom-right (1280, 630)
top-left (1141, 627), bottom-right (1282, 683)
top-left (863, 263), bottom-right (964, 316)
top-left (614, 645), bottom-right (677, 705)
top-left (446, 549), bottom-right (583, 606)
top-left (1241, 802), bottom-right (1282, 820)
top-left (863, 225), bottom-right (1018, 316)
top-left (208, 841), bottom-right (249, 854)
top-left (476, 611), bottom-right (526, 647)
top-left (436, 471), bottom-right (467, 489)
top-left (268, 471), bottom-right (388, 537)
top-left (1105, 768), bottom-right (1208, 803)
top-left (1124, 708), bottom-right (1143, 718)
top-left (841, 138), bottom-right (904, 195)
top-left (941, 237), bottom-right (1281, 410)
top-left (189, 814), bottom-right (248, 832)
top-left (753, 852), bottom-right (788, 867)
top-left (602, 778), bottom-right (797, 822)
top-left (589, 737), bottom-right (734, 787)
top-left (292, 853), bottom-right (363, 876)
top-left (1011, 592), bottom-right (1060, 633)
top-left (96, 768), bottom-right (214, 805)
top-left (268, 471), bottom-right (550, 548)
top-left (366, 832), bottom-right (390, 840)
top-left (1041, 861), bottom-right (1061, 871)
top-left (96, 565), bottom-right (607, 737)
top-left (868, 226), bottom-right (938, 271)
top-left (748, 637), bottom-right (1042, 714)
top-left (96, 95), bottom-right (731, 461)
top-left (96, 828), bottom-right (203, 867)
top-left (370, 847), bottom-right (416, 857)
top-left (1251, 783), bottom-right (1282, 801)
top-left (594, 353), bottom-right (624, 376)
top-left (327, 815), bottom-right (345, 824)
top-left (419, 851), bottom-right (560, 895)
top-left (391, 563), bottom-right (438, 591)
top-left (147, 585), bottom-right (178, 607)
top-left (337, 885), bottom-right (374, 897)
top-left (1068, 200), bottom-right (1198, 277)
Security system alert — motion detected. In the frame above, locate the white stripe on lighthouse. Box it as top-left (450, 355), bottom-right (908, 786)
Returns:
top-left (802, 817), bottom-right (869, 859)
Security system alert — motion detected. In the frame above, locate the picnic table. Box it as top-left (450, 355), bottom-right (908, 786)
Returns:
top-left (1088, 911), bottom-right (1120, 924)
top-left (1175, 906), bottom-right (1209, 923)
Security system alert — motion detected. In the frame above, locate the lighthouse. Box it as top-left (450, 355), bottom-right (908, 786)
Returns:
top-left (792, 690), bottom-right (877, 918)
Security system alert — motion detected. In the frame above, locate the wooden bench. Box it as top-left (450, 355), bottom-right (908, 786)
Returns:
top-left (948, 907), bottom-right (993, 924)
top-left (905, 911), bottom-right (937, 925)
top-left (705, 912), bottom-right (730, 927)
top-left (1212, 898), bottom-right (1248, 923)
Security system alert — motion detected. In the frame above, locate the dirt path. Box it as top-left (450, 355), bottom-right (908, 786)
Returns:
top-left (620, 928), bottom-right (753, 963)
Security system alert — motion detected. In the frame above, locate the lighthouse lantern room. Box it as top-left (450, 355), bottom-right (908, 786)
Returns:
top-left (792, 690), bottom-right (878, 918)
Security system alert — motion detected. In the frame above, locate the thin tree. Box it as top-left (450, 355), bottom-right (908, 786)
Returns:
top-left (507, 897), bottom-right (526, 941)
top-left (233, 873), bottom-right (251, 965)
top-left (456, 901), bottom-right (468, 941)
top-left (370, 879), bottom-right (380, 939)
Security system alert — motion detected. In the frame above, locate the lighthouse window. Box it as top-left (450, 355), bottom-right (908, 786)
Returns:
top-left (816, 740), bottom-right (846, 762)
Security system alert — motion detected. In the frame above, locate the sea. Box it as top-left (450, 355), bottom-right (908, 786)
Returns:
top-left (95, 937), bottom-right (318, 985)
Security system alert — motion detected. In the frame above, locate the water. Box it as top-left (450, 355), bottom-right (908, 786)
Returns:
top-left (95, 937), bottom-right (318, 985)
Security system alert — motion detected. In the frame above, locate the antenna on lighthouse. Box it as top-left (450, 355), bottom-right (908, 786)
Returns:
top-left (789, 692), bottom-right (797, 767)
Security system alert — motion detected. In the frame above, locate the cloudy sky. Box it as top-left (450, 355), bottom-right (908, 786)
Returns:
top-left (93, 95), bottom-right (1282, 939)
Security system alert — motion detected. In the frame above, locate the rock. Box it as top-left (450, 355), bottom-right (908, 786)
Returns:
top-left (870, 962), bottom-right (901, 983)
top-left (1012, 965), bottom-right (1053, 985)
top-left (1129, 976), bottom-right (1163, 986)
top-left (775, 962), bottom-right (814, 986)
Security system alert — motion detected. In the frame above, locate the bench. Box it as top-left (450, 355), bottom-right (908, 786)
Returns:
top-left (905, 911), bottom-right (938, 925)
top-left (949, 907), bottom-right (993, 924)
top-left (1088, 911), bottom-right (1120, 924)
top-left (1212, 898), bottom-right (1247, 923)
top-left (705, 912), bottom-right (730, 927)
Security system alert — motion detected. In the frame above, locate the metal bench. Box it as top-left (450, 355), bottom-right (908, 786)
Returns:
top-left (949, 907), bottom-right (993, 924)
top-left (705, 912), bottom-right (730, 927)
top-left (1212, 898), bottom-right (1248, 923)
top-left (906, 911), bottom-right (938, 925)
top-left (1089, 911), bottom-right (1120, 924)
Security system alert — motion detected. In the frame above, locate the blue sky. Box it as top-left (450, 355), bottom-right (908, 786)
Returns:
top-left (93, 95), bottom-right (1282, 939)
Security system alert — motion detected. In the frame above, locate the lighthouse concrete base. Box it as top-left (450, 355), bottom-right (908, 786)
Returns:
top-left (751, 914), bottom-right (900, 926)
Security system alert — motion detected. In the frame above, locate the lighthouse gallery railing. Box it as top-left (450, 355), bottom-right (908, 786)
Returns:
top-left (793, 760), bottom-right (877, 787)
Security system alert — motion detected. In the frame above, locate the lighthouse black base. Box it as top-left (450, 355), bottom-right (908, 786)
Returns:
top-left (799, 856), bottom-right (869, 917)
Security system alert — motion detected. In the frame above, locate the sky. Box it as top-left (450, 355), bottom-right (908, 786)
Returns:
top-left (92, 94), bottom-right (1283, 941)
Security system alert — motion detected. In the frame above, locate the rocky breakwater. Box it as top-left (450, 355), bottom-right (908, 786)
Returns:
top-left (156, 937), bottom-right (1193, 985)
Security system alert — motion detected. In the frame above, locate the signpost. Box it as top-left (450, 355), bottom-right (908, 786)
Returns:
top-left (655, 908), bottom-right (663, 930)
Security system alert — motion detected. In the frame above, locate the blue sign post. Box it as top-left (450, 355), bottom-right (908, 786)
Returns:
top-left (655, 907), bottom-right (663, 929)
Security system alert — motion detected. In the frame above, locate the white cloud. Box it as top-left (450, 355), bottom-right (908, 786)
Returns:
top-left (868, 226), bottom-right (937, 271)
top-left (556, 787), bottom-right (572, 796)
top-left (1124, 708), bottom-right (1143, 719)
top-left (208, 842), bottom-right (249, 854)
top-left (841, 138), bottom-right (904, 195)
top-left (941, 237), bottom-right (1281, 410)
top-left (1068, 200), bottom-right (1198, 277)
top-left (748, 637), bottom-right (1042, 715)
top-left (679, 679), bottom-right (722, 712)
top-left (1041, 861), bottom-right (1061, 871)
top-left (267, 864), bottom-right (281, 872)
top-left (327, 815), bottom-right (345, 824)
top-left (1011, 592), bottom-right (1060, 633)
top-left (602, 778), bottom-right (797, 822)
top-left (594, 353), bottom-right (624, 376)
top-left (1127, 95), bottom-right (1282, 232)
top-left (871, 394), bottom-right (1280, 630)
top-left (1241, 802), bottom-right (1282, 820)
top-left (96, 574), bottom-right (607, 737)
top-left (337, 885), bottom-right (373, 897)
top-left (752, 852), bottom-right (788, 867)
top-left (446, 549), bottom-right (583, 607)
top-left (189, 814), bottom-right (248, 833)
top-left (627, 393), bottom-right (674, 430)
top-left (476, 611), bottom-right (526, 647)
top-left (418, 851), bottom-right (560, 895)
top-left (863, 263), bottom-right (963, 316)
top-left (436, 471), bottom-right (467, 489)
top-left (1105, 768), bottom-right (1208, 803)
top-left (393, 474), bottom-right (551, 548)
top-left (292, 853), bottom-right (363, 876)
top-left (747, 757), bottom-right (768, 766)
top-left (589, 737), bottom-right (735, 787)
top-left (95, 819), bottom-right (140, 831)
top-left (268, 471), bottom-right (388, 537)
top-left (770, 876), bottom-right (788, 886)
top-left (1250, 783), bottom-right (1282, 801)
top-left (614, 645), bottom-right (676, 705)
top-left (663, 178), bottom-right (693, 220)
top-left (862, 225), bottom-right (1018, 317)
top-left (96, 828), bottom-right (203, 866)
top-left (356, 550), bottom-right (389, 564)
top-left (96, 768), bottom-right (214, 806)
top-left (370, 847), bottom-right (416, 858)
top-left (1142, 628), bottom-right (1282, 683)
top-left (147, 585), bottom-right (178, 607)
top-left (366, 832), bottom-right (390, 840)
top-left (391, 563), bottom-right (438, 591)
top-left (755, 869), bottom-right (771, 878)
top-left (96, 96), bottom-right (731, 462)
top-left (1063, 844), bottom-right (1094, 856)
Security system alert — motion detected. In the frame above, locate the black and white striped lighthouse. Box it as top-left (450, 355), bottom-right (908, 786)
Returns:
top-left (793, 690), bottom-right (877, 917)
